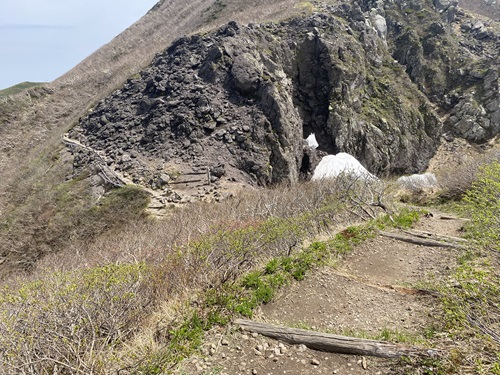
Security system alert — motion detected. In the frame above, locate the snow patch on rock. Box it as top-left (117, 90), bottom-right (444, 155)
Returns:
top-left (306, 133), bottom-right (319, 149)
top-left (312, 153), bottom-right (377, 181)
top-left (397, 173), bottom-right (438, 191)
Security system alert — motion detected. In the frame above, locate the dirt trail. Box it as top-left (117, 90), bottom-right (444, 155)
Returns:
top-left (174, 212), bottom-right (467, 375)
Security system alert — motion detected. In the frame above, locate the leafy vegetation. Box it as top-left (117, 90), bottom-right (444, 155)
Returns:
top-left (401, 161), bottom-right (500, 375)
top-left (436, 161), bottom-right (500, 374)
top-left (461, 161), bottom-right (500, 249)
top-left (0, 263), bottom-right (150, 374)
top-left (3, 131), bottom-right (497, 374)
top-left (0, 175), bottom-right (395, 373)
top-left (7, 153), bottom-right (500, 375)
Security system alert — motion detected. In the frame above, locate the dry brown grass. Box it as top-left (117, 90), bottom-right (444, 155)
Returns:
top-left (36, 176), bottom-right (388, 274)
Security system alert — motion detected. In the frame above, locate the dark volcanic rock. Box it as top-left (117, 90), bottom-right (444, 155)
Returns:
top-left (72, 0), bottom-right (498, 186)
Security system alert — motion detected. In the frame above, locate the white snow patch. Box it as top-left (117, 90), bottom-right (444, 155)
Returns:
top-left (312, 153), bottom-right (377, 181)
top-left (397, 173), bottom-right (438, 191)
top-left (305, 133), bottom-right (319, 149)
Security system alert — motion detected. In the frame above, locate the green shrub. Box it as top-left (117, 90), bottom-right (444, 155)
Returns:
top-left (0, 263), bottom-right (151, 374)
top-left (461, 161), bottom-right (500, 249)
top-left (438, 151), bottom-right (500, 200)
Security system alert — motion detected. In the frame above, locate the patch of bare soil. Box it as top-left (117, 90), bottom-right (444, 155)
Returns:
top-left (340, 212), bottom-right (465, 285)
top-left (174, 213), bottom-right (467, 375)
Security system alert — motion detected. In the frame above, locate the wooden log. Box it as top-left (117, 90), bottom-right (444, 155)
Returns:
top-left (235, 319), bottom-right (432, 358)
top-left (183, 171), bottom-right (209, 175)
top-left (439, 215), bottom-right (470, 221)
top-left (402, 229), bottom-right (468, 244)
top-left (379, 231), bottom-right (464, 249)
top-left (168, 179), bottom-right (205, 184)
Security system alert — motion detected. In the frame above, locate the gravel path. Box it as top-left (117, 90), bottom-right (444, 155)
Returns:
top-left (174, 212), bottom-right (467, 375)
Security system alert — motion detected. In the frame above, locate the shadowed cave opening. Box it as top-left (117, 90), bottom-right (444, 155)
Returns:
top-left (299, 153), bottom-right (311, 175)
top-left (293, 35), bottom-right (338, 178)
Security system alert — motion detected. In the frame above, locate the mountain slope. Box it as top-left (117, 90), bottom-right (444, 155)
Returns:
top-left (0, 0), bottom-right (303, 196)
top-left (0, 0), bottom-right (304, 276)
top-left (0, 0), bottom-right (499, 276)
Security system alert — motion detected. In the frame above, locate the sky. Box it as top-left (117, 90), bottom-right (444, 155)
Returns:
top-left (0, 0), bottom-right (159, 89)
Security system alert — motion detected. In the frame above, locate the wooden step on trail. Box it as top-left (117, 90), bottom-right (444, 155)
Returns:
top-left (379, 231), bottom-right (467, 249)
top-left (402, 229), bottom-right (468, 244)
top-left (236, 319), bottom-right (438, 359)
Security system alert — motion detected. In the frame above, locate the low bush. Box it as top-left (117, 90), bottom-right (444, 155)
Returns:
top-left (438, 151), bottom-right (500, 201)
top-left (413, 161), bottom-right (500, 374)
top-left (0, 263), bottom-right (151, 374)
top-left (460, 161), bottom-right (500, 250)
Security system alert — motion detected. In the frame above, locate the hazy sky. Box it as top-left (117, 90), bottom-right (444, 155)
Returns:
top-left (0, 0), bottom-right (159, 89)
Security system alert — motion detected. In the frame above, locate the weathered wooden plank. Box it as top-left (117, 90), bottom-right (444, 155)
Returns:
top-left (236, 320), bottom-right (433, 358)
top-left (168, 179), bottom-right (206, 184)
top-left (379, 231), bottom-right (464, 249)
top-left (402, 229), bottom-right (468, 244)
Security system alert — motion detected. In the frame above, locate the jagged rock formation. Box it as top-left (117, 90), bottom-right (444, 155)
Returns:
top-left (0, 0), bottom-right (305, 203)
top-left (382, 0), bottom-right (500, 142)
top-left (69, 0), bottom-right (498, 192)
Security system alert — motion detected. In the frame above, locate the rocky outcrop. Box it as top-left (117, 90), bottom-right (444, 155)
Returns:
top-left (376, 0), bottom-right (499, 142)
top-left (70, 0), bottom-right (498, 188)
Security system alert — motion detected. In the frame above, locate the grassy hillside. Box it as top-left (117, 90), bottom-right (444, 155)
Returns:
top-left (0, 81), bottom-right (45, 98)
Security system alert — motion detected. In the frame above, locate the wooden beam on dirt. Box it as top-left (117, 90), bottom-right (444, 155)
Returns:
top-left (439, 215), bottom-right (470, 221)
top-left (235, 319), bottom-right (433, 358)
top-left (182, 171), bottom-right (210, 176)
top-left (168, 179), bottom-right (206, 185)
top-left (402, 229), bottom-right (468, 244)
top-left (379, 231), bottom-right (465, 249)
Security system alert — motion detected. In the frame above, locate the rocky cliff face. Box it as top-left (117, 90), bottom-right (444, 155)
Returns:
top-left (69, 0), bottom-right (498, 194)
top-left (382, 0), bottom-right (499, 142)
